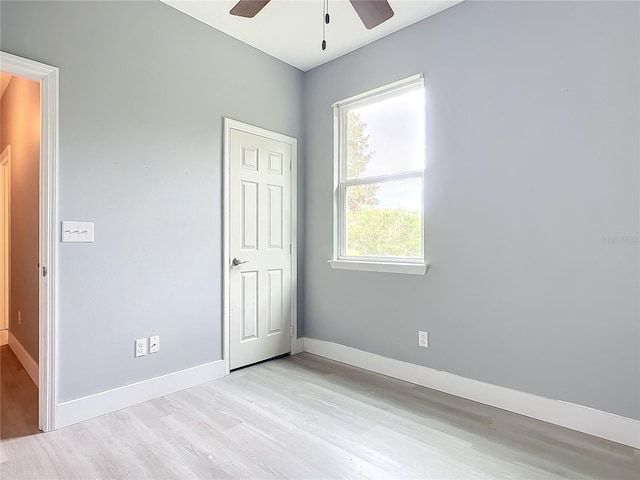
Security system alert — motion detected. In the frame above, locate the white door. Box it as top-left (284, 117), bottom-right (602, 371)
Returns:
top-left (229, 128), bottom-right (292, 370)
top-left (0, 146), bottom-right (10, 333)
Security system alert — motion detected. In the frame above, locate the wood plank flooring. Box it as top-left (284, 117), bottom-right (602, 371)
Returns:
top-left (0, 345), bottom-right (39, 440)
top-left (1, 352), bottom-right (638, 479)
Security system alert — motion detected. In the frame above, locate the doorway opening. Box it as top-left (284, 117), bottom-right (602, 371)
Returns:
top-left (0, 51), bottom-right (58, 435)
top-left (0, 72), bottom-right (41, 439)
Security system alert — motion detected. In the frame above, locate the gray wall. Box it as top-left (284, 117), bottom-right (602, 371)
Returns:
top-left (303, 0), bottom-right (640, 419)
top-left (1, 75), bottom-right (41, 361)
top-left (0, 0), bottom-right (304, 402)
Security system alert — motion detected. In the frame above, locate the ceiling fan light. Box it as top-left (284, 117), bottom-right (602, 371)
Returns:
top-left (229, 0), bottom-right (271, 18)
top-left (349, 0), bottom-right (395, 30)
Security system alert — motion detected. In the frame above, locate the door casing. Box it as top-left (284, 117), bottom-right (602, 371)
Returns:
top-left (0, 146), bottom-right (10, 336)
top-left (223, 118), bottom-right (298, 375)
top-left (0, 51), bottom-right (59, 432)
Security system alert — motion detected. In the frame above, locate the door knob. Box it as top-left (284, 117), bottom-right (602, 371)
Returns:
top-left (231, 257), bottom-right (248, 267)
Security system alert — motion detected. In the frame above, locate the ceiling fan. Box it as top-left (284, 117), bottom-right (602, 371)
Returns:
top-left (230, 0), bottom-right (395, 49)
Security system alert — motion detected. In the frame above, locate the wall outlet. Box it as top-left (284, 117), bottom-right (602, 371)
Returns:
top-left (418, 331), bottom-right (429, 348)
top-left (18, 310), bottom-right (21, 325)
top-left (149, 335), bottom-right (160, 354)
top-left (135, 338), bottom-right (147, 357)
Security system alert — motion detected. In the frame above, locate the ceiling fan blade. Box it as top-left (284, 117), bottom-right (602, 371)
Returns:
top-left (349, 0), bottom-right (394, 29)
top-left (229, 0), bottom-right (271, 18)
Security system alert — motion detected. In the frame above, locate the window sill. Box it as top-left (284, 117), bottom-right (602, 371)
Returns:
top-left (328, 260), bottom-right (428, 275)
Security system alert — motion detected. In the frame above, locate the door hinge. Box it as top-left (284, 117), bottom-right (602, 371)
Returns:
top-left (289, 243), bottom-right (292, 254)
top-left (289, 160), bottom-right (292, 171)
top-left (290, 325), bottom-right (294, 337)
top-left (42, 266), bottom-right (47, 277)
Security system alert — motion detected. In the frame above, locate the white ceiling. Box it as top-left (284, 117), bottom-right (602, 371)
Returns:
top-left (162, 0), bottom-right (462, 71)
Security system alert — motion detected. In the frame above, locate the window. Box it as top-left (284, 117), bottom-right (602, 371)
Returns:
top-left (329, 75), bottom-right (427, 275)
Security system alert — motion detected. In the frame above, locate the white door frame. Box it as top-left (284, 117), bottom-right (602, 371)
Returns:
top-left (0, 146), bottom-right (10, 341)
top-left (0, 51), bottom-right (59, 432)
top-left (222, 118), bottom-right (298, 375)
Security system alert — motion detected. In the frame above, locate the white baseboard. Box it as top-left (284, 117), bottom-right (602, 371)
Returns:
top-left (56, 360), bottom-right (226, 429)
top-left (303, 338), bottom-right (640, 449)
top-left (0, 329), bottom-right (8, 346)
top-left (8, 333), bottom-right (38, 387)
top-left (292, 337), bottom-right (305, 355)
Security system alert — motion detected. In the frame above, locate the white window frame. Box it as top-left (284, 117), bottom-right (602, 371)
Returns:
top-left (329, 74), bottom-right (428, 275)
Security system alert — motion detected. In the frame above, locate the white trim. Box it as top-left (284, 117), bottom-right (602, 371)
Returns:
top-left (328, 259), bottom-right (428, 275)
top-left (8, 333), bottom-right (39, 387)
top-left (56, 360), bottom-right (226, 429)
top-left (0, 146), bottom-right (10, 335)
top-left (332, 110), bottom-right (340, 262)
top-left (223, 118), bottom-right (298, 375)
top-left (291, 129), bottom-right (299, 357)
top-left (303, 338), bottom-right (640, 449)
top-left (332, 73), bottom-right (424, 108)
top-left (1, 52), bottom-right (58, 432)
top-left (291, 337), bottom-right (305, 355)
top-left (223, 120), bottom-right (231, 376)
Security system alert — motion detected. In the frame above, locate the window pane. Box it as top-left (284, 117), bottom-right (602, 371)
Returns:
top-left (345, 177), bottom-right (423, 258)
top-left (345, 88), bottom-right (425, 180)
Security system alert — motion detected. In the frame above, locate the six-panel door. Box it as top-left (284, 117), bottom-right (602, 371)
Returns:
top-left (229, 129), bottom-right (292, 370)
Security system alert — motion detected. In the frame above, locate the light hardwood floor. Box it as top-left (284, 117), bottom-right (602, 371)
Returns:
top-left (1, 352), bottom-right (638, 479)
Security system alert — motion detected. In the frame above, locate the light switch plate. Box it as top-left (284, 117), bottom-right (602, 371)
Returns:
top-left (62, 221), bottom-right (95, 243)
top-left (149, 335), bottom-right (160, 354)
